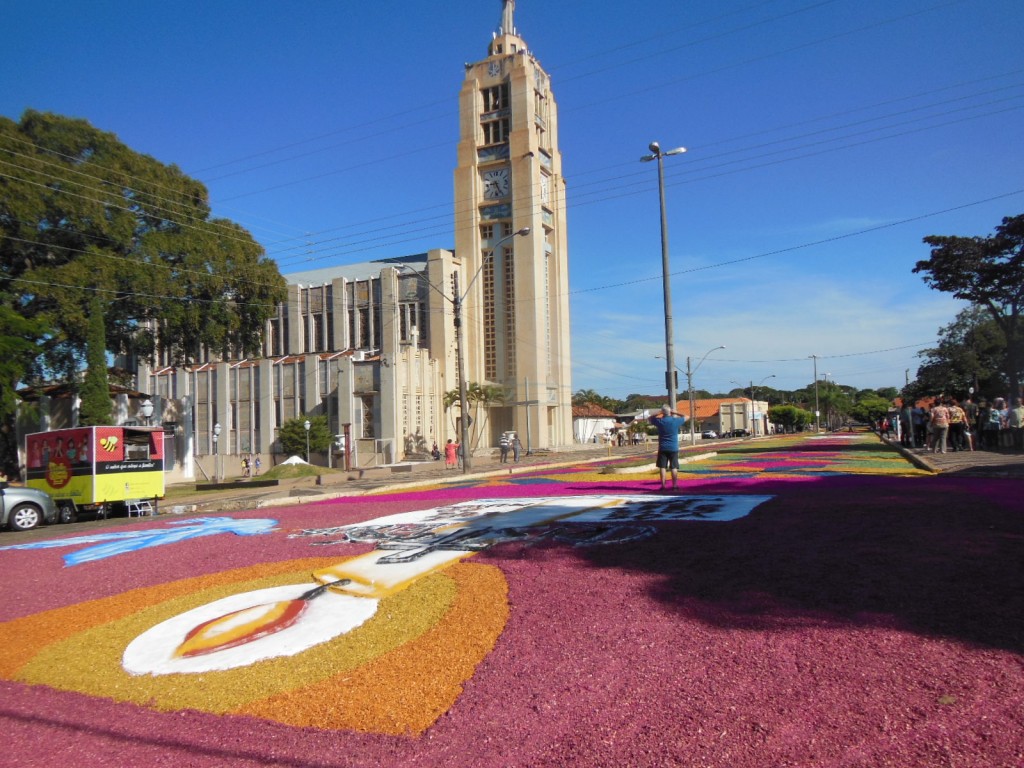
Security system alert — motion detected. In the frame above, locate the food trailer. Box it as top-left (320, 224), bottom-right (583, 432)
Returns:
top-left (25, 426), bottom-right (165, 522)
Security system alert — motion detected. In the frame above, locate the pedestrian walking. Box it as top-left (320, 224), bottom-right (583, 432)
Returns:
top-left (511, 434), bottom-right (522, 462)
top-left (499, 433), bottom-right (510, 463)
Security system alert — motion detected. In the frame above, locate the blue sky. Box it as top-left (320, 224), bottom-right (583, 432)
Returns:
top-left (3, 0), bottom-right (1022, 398)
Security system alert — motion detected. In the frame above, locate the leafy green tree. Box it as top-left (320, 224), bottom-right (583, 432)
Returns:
top-left (0, 110), bottom-right (286, 402)
top-left (278, 415), bottom-right (331, 460)
top-left (849, 394), bottom-right (893, 425)
top-left (915, 214), bottom-right (1024, 400)
top-left (907, 305), bottom-right (1006, 401)
top-left (572, 388), bottom-right (624, 413)
top-left (818, 383), bottom-right (853, 429)
top-left (622, 393), bottom-right (662, 413)
top-left (0, 296), bottom-right (41, 474)
top-left (78, 294), bottom-right (112, 425)
top-left (768, 404), bottom-right (813, 433)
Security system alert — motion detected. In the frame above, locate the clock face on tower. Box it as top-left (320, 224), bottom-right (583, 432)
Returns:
top-left (482, 168), bottom-right (510, 199)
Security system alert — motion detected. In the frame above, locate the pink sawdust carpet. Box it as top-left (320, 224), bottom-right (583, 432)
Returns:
top-left (1, 435), bottom-right (1021, 767)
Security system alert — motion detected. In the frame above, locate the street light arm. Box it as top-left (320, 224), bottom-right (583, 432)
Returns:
top-left (387, 262), bottom-right (453, 305)
top-left (692, 345), bottom-right (725, 376)
top-left (641, 144), bottom-right (687, 162)
top-left (653, 354), bottom-right (685, 374)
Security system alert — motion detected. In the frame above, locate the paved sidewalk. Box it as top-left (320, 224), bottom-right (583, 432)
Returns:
top-left (886, 438), bottom-right (1024, 477)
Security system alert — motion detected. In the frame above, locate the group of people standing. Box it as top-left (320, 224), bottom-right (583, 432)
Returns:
top-left (430, 433), bottom-right (523, 469)
top-left (240, 454), bottom-right (262, 477)
top-left (431, 440), bottom-right (462, 469)
top-left (896, 395), bottom-right (1024, 453)
top-left (498, 433), bottom-right (522, 463)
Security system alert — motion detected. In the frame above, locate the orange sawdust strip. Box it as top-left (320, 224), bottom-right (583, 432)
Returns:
top-left (235, 561), bottom-right (509, 735)
top-left (15, 564), bottom-right (459, 715)
top-left (0, 558), bottom-right (343, 679)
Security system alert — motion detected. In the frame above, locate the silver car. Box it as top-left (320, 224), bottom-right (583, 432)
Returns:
top-left (1, 481), bottom-right (58, 531)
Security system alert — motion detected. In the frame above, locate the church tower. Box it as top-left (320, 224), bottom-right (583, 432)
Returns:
top-left (453, 0), bottom-right (572, 451)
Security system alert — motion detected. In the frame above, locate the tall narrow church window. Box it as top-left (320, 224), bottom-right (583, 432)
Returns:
top-left (360, 395), bottom-right (376, 439)
top-left (482, 117), bottom-right (510, 146)
top-left (482, 84), bottom-right (508, 112)
top-left (483, 256), bottom-right (497, 380)
top-left (503, 246), bottom-right (517, 378)
top-left (398, 301), bottom-right (424, 345)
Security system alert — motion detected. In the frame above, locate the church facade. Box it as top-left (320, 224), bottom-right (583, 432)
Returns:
top-left (134, 2), bottom-right (573, 477)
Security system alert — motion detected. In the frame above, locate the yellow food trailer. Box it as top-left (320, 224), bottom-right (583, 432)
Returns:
top-left (25, 426), bottom-right (165, 522)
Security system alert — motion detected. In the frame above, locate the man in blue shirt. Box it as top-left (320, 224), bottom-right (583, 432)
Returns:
top-left (649, 404), bottom-right (687, 491)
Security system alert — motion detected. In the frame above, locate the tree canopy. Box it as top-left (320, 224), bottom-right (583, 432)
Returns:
top-left (1, 111), bottom-right (287, 474)
top-left (908, 305), bottom-right (1006, 401)
top-left (915, 213), bottom-right (1023, 400)
top-left (0, 110), bottom-right (287, 411)
top-left (278, 415), bottom-right (332, 459)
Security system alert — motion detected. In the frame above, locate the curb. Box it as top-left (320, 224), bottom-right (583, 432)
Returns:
top-left (882, 438), bottom-right (939, 473)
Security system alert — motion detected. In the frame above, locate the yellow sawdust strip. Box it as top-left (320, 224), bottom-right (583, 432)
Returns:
top-left (235, 562), bottom-right (509, 735)
top-left (0, 557), bottom-right (341, 678)
top-left (16, 563), bottom-right (457, 714)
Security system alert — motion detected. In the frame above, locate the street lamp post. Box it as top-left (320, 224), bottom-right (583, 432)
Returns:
top-left (821, 373), bottom-right (832, 431)
top-left (212, 422), bottom-right (221, 482)
top-left (303, 419), bottom-right (311, 463)
top-left (750, 375), bottom-right (776, 436)
top-left (810, 354), bottom-right (820, 432)
top-left (688, 346), bottom-right (726, 443)
top-left (393, 227), bottom-right (530, 473)
top-left (641, 141), bottom-right (687, 409)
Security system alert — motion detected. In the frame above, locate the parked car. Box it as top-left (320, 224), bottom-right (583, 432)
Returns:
top-left (701, 430), bottom-right (718, 439)
top-left (1, 480), bottom-right (59, 531)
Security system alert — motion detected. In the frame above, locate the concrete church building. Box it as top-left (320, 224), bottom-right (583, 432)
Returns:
top-left (135, 1), bottom-right (573, 478)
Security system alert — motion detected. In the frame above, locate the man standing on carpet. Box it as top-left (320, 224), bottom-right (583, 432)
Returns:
top-left (649, 405), bottom-right (687, 491)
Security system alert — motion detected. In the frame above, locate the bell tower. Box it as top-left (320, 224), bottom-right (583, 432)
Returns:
top-left (453, 0), bottom-right (572, 450)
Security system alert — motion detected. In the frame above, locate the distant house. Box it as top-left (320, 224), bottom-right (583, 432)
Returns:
top-left (572, 403), bottom-right (618, 443)
top-left (678, 397), bottom-right (772, 436)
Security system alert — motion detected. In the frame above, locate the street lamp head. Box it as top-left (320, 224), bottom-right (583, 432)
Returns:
top-left (304, 420), bottom-right (311, 431)
top-left (213, 423), bottom-right (221, 437)
top-left (515, 226), bottom-right (530, 237)
top-left (665, 146), bottom-right (687, 156)
top-left (649, 141), bottom-right (660, 154)
top-left (140, 399), bottom-right (154, 420)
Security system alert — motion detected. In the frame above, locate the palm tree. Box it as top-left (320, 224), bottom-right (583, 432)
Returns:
top-left (444, 382), bottom-right (509, 449)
